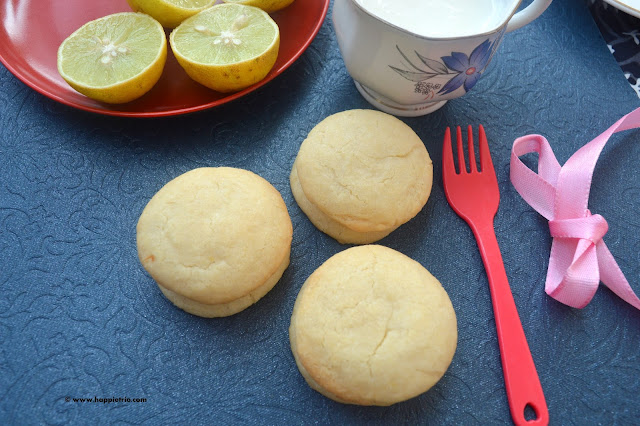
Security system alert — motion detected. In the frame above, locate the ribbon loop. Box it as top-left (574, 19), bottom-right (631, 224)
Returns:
top-left (510, 108), bottom-right (640, 310)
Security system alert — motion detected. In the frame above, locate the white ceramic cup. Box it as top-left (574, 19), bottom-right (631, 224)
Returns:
top-left (332, 0), bottom-right (553, 116)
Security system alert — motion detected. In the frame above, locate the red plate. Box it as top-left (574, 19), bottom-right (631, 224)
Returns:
top-left (0, 0), bottom-right (330, 117)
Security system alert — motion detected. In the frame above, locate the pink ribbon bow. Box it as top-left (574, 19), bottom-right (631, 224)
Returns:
top-left (510, 108), bottom-right (640, 310)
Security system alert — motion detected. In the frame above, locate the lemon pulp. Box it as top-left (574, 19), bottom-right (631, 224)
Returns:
top-left (57, 12), bottom-right (167, 104)
top-left (170, 3), bottom-right (280, 92)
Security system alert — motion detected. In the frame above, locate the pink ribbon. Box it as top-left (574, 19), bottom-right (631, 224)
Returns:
top-left (510, 108), bottom-right (640, 310)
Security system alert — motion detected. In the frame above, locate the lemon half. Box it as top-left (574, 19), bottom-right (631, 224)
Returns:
top-left (127, 0), bottom-right (217, 29)
top-left (170, 3), bottom-right (280, 93)
top-left (222, 0), bottom-right (295, 13)
top-left (57, 12), bottom-right (167, 104)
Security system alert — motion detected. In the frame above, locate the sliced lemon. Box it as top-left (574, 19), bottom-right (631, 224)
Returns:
top-left (57, 12), bottom-right (167, 104)
top-left (170, 3), bottom-right (280, 93)
top-left (127, 0), bottom-right (217, 29)
top-left (222, 0), bottom-right (295, 13)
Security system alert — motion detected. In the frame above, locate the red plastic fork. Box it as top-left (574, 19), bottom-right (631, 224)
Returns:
top-left (442, 126), bottom-right (549, 426)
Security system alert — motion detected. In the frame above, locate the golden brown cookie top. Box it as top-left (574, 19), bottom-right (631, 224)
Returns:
top-left (294, 109), bottom-right (433, 233)
top-left (137, 167), bottom-right (292, 305)
top-left (290, 245), bottom-right (457, 406)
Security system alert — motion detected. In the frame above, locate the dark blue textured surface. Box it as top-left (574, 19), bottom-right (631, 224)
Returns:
top-left (1, 0), bottom-right (640, 424)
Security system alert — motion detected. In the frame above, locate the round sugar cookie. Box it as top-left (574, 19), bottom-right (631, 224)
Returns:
top-left (136, 167), bottom-right (292, 317)
top-left (290, 109), bottom-right (432, 244)
top-left (289, 245), bottom-right (457, 406)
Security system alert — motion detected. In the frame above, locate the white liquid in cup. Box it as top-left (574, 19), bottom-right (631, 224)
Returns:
top-left (355, 0), bottom-right (509, 38)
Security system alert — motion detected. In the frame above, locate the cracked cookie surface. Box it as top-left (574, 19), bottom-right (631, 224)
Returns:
top-left (289, 245), bottom-right (457, 406)
top-left (291, 109), bottom-right (432, 244)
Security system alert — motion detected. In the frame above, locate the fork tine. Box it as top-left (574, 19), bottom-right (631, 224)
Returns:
top-left (478, 125), bottom-right (494, 173)
top-left (443, 127), bottom-right (456, 179)
top-left (467, 125), bottom-right (477, 173)
top-left (456, 126), bottom-right (466, 174)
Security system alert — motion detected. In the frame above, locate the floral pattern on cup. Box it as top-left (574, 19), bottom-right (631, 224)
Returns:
top-left (390, 33), bottom-right (504, 96)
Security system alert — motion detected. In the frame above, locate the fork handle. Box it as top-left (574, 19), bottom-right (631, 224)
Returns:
top-left (471, 220), bottom-right (549, 426)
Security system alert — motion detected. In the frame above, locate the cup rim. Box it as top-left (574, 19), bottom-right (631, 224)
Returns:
top-left (348, 0), bottom-right (523, 41)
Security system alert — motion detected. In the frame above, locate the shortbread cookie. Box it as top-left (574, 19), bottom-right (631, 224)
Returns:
top-left (136, 167), bottom-right (293, 317)
top-left (289, 245), bottom-right (457, 406)
top-left (290, 109), bottom-right (432, 244)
